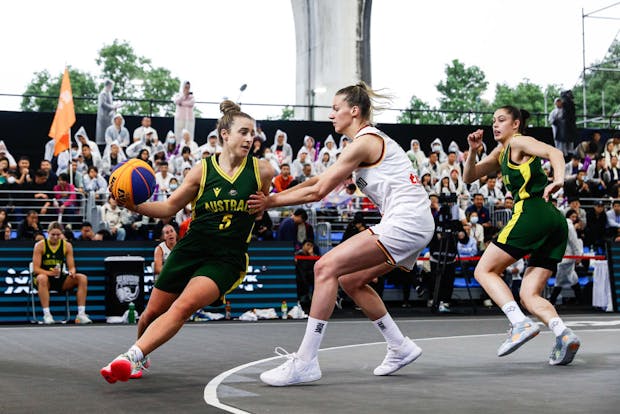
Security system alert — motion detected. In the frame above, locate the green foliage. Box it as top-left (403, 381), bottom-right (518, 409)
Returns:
top-left (21, 39), bottom-right (180, 116)
top-left (436, 59), bottom-right (489, 124)
top-left (492, 80), bottom-right (562, 126)
top-left (21, 67), bottom-right (98, 113)
top-left (97, 40), bottom-right (180, 116)
top-left (573, 38), bottom-right (620, 123)
top-left (266, 105), bottom-right (295, 121)
top-left (397, 95), bottom-right (443, 124)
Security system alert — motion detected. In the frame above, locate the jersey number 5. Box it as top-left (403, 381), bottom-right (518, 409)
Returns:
top-left (219, 214), bottom-right (233, 230)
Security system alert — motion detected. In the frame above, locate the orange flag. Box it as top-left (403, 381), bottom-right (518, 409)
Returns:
top-left (48, 68), bottom-right (76, 156)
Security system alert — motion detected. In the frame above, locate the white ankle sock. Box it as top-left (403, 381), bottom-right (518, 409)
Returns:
top-left (127, 345), bottom-right (144, 362)
top-left (78, 306), bottom-right (86, 316)
top-left (373, 313), bottom-right (406, 348)
top-left (296, 317), bottom-right (327, 362)
top-left (501, 301), bottom-right (527, 325)
top-left (548, 317), bottom-right (567, 337)
top-left (43, 308), bottom-right (51, 317)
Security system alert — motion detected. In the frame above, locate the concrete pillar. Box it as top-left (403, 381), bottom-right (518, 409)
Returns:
top-left (291, 0), bottom-right (372, 122)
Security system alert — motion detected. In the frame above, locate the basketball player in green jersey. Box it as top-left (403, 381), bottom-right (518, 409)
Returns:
top-left (101, 100), bottom-right (273, 383)
top-left (464, 106), bottom-right (580, 366)
top-left (32, 221), bottom-right (92, 324)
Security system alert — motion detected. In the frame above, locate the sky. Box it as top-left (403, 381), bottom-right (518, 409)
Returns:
top-left (1, 0), bottom-right (618, 124)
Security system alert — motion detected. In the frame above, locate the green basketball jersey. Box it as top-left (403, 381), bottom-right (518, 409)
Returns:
top-left (498, 137), bottom-right (548, 203)
top-left (41, 239), bottom-right (66, 271)
top-left (189, 155), bottom-right (261, 248)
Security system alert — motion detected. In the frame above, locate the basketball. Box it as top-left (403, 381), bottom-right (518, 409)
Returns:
top-left (108, 159), bottom-right (156, 206)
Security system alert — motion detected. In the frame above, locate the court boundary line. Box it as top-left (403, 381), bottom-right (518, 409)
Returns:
top-left (204, 327), bottom-right (620, 413)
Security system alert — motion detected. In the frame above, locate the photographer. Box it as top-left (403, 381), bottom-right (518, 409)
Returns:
top-left (428, 193), bottom-right (462, 313)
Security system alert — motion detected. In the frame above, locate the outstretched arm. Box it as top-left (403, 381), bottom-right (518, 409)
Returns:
top-left (248, 135), bottom-right (380, 210)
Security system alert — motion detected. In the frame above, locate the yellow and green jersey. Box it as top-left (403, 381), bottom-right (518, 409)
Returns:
top-left (41, 239), bottom-right (66, 271)
top-left (498, 137), bottom-right (548, 203)
top-left (189, 155), bottom-right (261, 249)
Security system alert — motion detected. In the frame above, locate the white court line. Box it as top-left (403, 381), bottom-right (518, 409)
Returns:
top-left (204, 327), bottom-right (620, 413)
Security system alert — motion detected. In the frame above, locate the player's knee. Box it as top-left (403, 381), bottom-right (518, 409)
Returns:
top-left (77, 273), bottom-right (88, 286)
top-left (36, 274), bottom-right (49, 287)
top-left (169, 300), bottom-right (196, 320)
top-left (313, 258), bottom-right (334, 283)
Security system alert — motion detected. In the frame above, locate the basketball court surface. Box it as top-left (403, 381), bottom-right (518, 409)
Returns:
top-left (1, 313), bottom-right (618, 413)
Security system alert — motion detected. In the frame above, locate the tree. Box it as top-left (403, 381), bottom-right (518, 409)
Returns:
top-left (21, 67), bottom-right (98, 113)
top-left (492, 79), bottom-right (562, 126)
top-left (397, 95), bottom-right (444, 124)
top-left (97, 40), bottom-right (180, 116)
top-left (573, 38), bottom-right (620, 124)
top-left (436, 59), bottom-right (489, 124)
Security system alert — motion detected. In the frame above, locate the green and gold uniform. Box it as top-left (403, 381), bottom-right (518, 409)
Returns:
top-left (35, 239), bottom-right (68, 292)
top-left (155, 155), bottom-right (262, 297)
top-left (495, 136), bottom-right (568, 270)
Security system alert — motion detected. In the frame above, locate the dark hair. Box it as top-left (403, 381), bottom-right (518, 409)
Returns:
top-left (293, 208), bottom-right (308, 221)
top-left (565, 209), bottom-right (577, 218)
top-left (81, 221), bottom-right (92, 228)
top-left (19, 155), bottom-right (30, 161)
top-left (335, 81), bottom-right (391, 124)
top-left (35, 169), bottom-right (48, 178)
top-left (498, 105), bottom-right (530, 134)
top-left (613, 200), bottom-right (620, 207)
top-left (88, 166), bottom-right (98, 174)
top-left (58, 173), bottom-right (69, 182)
top-left (216, 100), bottom-right (254, 146)
top-left (181, 146), bottom-right (191, 154)
top-left (159, 161), bottom-right (168, 167)
top-left (280, 163), bottom-right (290, 169)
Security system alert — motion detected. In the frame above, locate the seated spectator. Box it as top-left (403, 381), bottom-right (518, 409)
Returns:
top-left (277, 208), bottom-right (314, 251)
top-left (439, 151), bottom-right (461, 177)
top-left (251, 136), bottom-right (266, 159)
top-left (291, 148), bottom-right (312, 178)
top-left (154, 224), bottom-right (178, 278)
top-left (465, 193), bottom-right (492, 232)
top-left (314, 151), bottom-right (333, 175)
top-left (15, 155), bottom-right (34, 186)
top-left (586, 155), bottom-right (610, 197)
top-left (179, 128), bottom-right (199, 155)
top-left (318, 134), bottom-right (338, 161)
top-left (82, 166), bottom-right (108, 199)
top-left (606, 199), bottom-right (620, 241)
top-left (607, 155), bottom-right (620, 194)
top-left (164, 133), bottom-right (179, 160)
top-left (81, 144), bottom-right (102, 172)
top-left (422, 151), bottom-right (440, 184)
top-left (75, 126), bottom-right (101, 159)
top-left (271, 129), bottom-right (293, 166)
top-left (479, 175), bottom-right (505, 208)
top-left (252, 211), bottom-right (274, 241)
top-left (78, 221), bottom-right (95, 241)
top-left (31, 221), bottom-right (92, 324)
top-left (430, 138), bottom-right (447, 162)
top-left (53, 173), bottom-right (78, 222)
top-left (67, 160), bottom-right (84, 192)
top-left (1, 223), bottom-right (11, 240)
top-left (0, 208), bottom-right (9, 229)
top-left (465, 211), bottom-right (485, 252)
top-left (133, 117), bottom-right (158, 144)
top-left (456, 230), bottom-right (478, 258)
top-left (563, 169), bottom-right (591, 199)
top-left (0, 140), bottom-right (17, 168)
top-left (563, 197), bottom-right (587, 238)
top-left (585, 200), bottom-right (608, 250)
top-left (105, 113), bottom-right (130, 149)
top-left (101, 196), bottom-right (126, 241)
top-left (155, 161), bottom-right (173, 197)
top-left (295, 239), bottom-right (319, 311)
top-left (564, 153), bottom-right (583, 181)
top-left (295, 163), bottom-right (315, 184)
top-left (493, 195), bottom-right (514, 228)
top-left (298, 135), bottom-right (316, 162)
top-left (56, 142), bottom-right (80, 176)
top-left (101, 140), bottom-right (127, 178)
top-left (272, 163), bottom-right (294, 193)
top-left (406, 139), bottom-right (426, 175)
top-left (172, 146), bottom-right (194, 178)
top-left (26, 169), bottom-right (54, 216)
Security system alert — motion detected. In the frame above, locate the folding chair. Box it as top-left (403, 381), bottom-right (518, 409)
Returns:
top-left (28, 262), bottom-right (71, 324)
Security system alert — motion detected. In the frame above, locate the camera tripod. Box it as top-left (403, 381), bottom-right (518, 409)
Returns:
top-left (430, 218), bottom-right (477, 314)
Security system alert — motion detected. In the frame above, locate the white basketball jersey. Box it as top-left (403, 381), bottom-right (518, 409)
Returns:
top-left (158, 241), bottom-right (172, 263)
top-left (352, 126), bottom-right (429, 215)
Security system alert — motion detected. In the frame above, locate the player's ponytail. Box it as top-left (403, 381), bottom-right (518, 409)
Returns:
top-left (499, 105), bottom-right (530, 135)
top-left (336, 81), bottom-right (392, 124)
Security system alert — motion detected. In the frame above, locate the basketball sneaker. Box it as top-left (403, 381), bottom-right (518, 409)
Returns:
top-left (75, 314), bottom-right (92, 324)
top-left (260, 347), bottom-right (321, 386)
top-left (374, 337), bottom-right (422, 376)
top-left (497, 318), bottom-right (540, 357)
top-left (43, 314), bottom-right (55, 325)
top-left (549, 328), bottom-right (580, 366)
top-left (129, 355), bottom-right (151, 379)
top-left (100, 353), bottom-right (136, 384)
